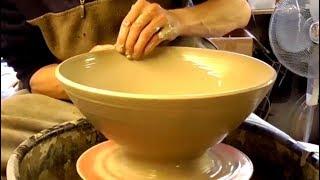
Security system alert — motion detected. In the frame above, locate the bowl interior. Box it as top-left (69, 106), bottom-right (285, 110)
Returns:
top-left (58, 47), bottom-right (276, 98)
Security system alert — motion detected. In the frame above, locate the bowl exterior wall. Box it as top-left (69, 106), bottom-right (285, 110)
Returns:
top-left (62, 84), bottom-right (272, 160)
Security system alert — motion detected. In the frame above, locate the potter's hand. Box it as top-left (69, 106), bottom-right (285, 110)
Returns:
top-left (115, 0), bottom-right (181, 60)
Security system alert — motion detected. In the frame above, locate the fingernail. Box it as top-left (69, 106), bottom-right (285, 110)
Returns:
top-left (126, 50), bottom-right (132, 56)
top-left (158, 32), bottom-right (165, 40)
top-left (126, 54), bottom-right (133, 60)
top-left (125, 51), bottom-right (133, 60)
top-left (155, 27), bottom-right (161, 32)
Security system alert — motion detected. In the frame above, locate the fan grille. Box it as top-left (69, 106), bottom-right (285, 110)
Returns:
top-left (269, 0), bottom-right (318, 78)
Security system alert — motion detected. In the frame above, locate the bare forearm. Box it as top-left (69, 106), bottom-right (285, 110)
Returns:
top-left (113, 0), bottom-right (251, 59)
top-left (30, 64), bottom-right (69, 100)
top-left (170, 0), bottom-right (251, 37)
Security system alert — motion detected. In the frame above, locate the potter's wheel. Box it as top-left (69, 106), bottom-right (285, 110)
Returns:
top-left (6, 118), bottom-right (319, 180)
top-left (77, 141), bottom-right (253, 180)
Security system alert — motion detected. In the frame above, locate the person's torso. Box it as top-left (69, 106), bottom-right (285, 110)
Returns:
top-left (12, 0), bottom-right (190, 60)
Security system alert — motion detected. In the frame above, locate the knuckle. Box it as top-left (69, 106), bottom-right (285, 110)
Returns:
top-left (158, 14), bottom-right (167, 20)
top-left (134, 0), bottom-right (145, 9)
top-left (144, 11), bottom-right (153, 17)
top-left (151, 3), bottom-right (161, 9)
top-left (121, 20), bottom-right (130, 27)
top-left (148, 3), bottom-right (160, 12)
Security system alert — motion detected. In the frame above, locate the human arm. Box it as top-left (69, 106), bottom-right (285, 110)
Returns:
top-left (171, 0), bottom-right (251, 37)
top-left (29, 64), bottom-right (70, 100)
top-left (114, 0), bottom-right (251, 59)
top-left (29, 44), bottom-right (116, 100)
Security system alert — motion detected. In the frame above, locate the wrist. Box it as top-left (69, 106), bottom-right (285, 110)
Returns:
top-left (169, 8), bottom-right (195, 36)
top-left (169, 7), bottom-right (212, 37)
top-left (169, 0), bottom-right (251, 38)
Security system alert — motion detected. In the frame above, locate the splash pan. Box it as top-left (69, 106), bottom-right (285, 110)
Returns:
top-left (77, 141), bottom-right (253, 180)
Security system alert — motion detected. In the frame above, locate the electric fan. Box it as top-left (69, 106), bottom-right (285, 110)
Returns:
top-left (269, 0), bottom-right (319, 142)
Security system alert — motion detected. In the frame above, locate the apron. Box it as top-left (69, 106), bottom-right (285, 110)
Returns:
top-left (27, 0), bottom-right (193, 61)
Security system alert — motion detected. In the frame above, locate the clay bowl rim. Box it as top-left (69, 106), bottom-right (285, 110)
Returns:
top-left (56, 47), bottom-right (277, 100)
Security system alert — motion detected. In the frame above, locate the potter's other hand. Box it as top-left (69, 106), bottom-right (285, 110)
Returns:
top-left (89, 44), bottom-right (115, 52)
top-left (115, 0), bottom-right (181, 60)
top-left (30, 64), bottom-right (69, 100)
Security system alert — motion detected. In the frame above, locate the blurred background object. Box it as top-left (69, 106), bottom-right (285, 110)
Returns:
top-left (248, 0), bottom-right (276, 10)
top-left (1, 58), bottom-right (19, 100)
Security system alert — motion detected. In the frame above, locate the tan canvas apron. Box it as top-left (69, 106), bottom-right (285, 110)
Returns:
top-left (27, 0), bottom-right (190, 61)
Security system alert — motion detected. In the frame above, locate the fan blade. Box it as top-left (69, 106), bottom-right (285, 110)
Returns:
top-left (275, 4), bottom-right (312, 53)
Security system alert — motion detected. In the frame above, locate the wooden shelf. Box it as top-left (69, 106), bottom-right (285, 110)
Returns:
top-left (252, 8), bottom-right (275, 15)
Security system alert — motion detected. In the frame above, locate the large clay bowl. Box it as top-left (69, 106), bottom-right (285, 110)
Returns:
top-left (56, 47), bottom-right (276, 160)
